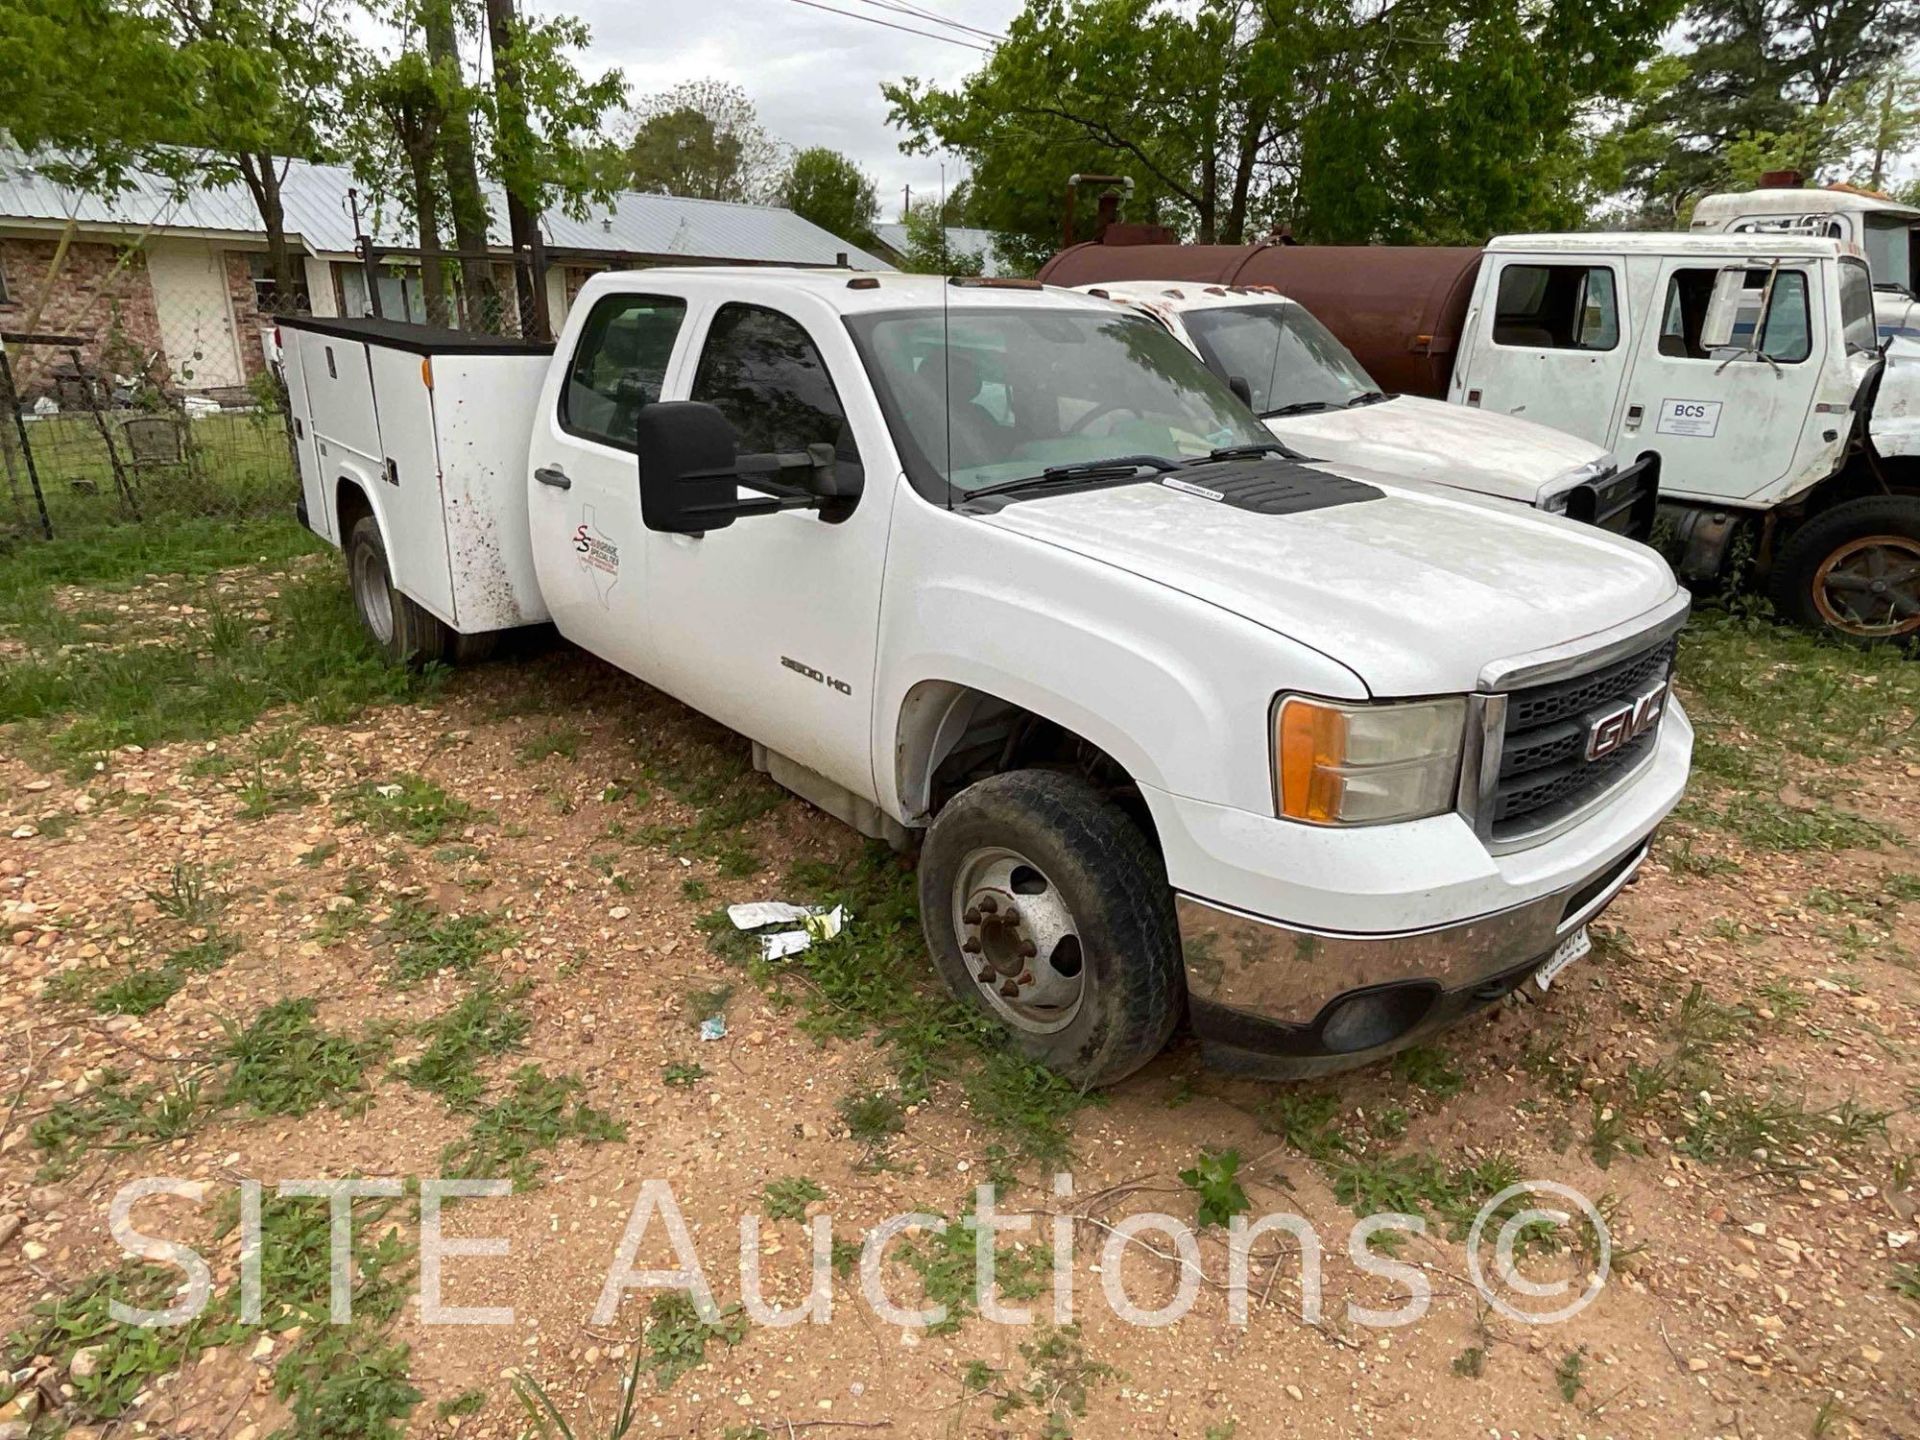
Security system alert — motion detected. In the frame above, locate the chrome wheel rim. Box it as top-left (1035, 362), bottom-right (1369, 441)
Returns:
top-left (352, 542), bottom-right (395, 646)
top-left (951, 847), bottom-right (1084, 1034)
top-left (1812, 535), bottom-right (1920, 639)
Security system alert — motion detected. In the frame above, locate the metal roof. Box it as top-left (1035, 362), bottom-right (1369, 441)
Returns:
top-left (871, 223), bottom-right (1010, 276)
top-left (0, 150), bottom-right (891, 268)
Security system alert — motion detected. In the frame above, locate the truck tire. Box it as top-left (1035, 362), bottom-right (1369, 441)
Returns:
top-left (919, 769), bottom-right (1183, 1088)
top-left (1769, 495), bottom-right (1920, 645)
top-left (346, 515), bottom-right (454, 667)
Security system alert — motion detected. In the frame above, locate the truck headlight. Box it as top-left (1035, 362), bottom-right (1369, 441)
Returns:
top-left (1273, 695), bottom-right (1466, 825)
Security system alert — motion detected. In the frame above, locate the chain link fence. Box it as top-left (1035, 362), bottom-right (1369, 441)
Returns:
top-left (0, 249), bottom-right (551, 544)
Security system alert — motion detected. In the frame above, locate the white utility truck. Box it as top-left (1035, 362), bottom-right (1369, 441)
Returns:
top-left (1690, 184), bottom-right (1920, 342)
top-left (1069, 280), bottom-right (1657, 537)
top-left (1043, 231), bottom-right (1916, 642)
top-left (279, 272), bottom-right (1692, 1085)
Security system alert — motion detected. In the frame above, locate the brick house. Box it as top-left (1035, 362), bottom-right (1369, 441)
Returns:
top-left (0, 151), bottom-right (891, 400)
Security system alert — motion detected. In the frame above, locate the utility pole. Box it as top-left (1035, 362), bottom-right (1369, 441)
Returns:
top-left (483, 0), bottom-right (551, 340)
top-left (902, 184), bottom-right (911, 222)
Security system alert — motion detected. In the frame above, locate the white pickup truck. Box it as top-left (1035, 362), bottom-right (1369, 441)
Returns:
top-left (1070, 280), bottom-right (1657, 537)
top-left (279, 270), bottom-right (1692, 1085)
top-left (1044, 231), bottom-right (1917, 643)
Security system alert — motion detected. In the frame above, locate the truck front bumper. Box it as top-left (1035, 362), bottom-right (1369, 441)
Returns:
top-left (1178, 836), bottom-right (1647, 1075)
top-left (1154, 700), bottom-right (1691, 1077)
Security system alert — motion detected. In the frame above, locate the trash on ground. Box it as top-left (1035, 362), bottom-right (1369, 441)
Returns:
top-left (698, 1016), bottom-right (727, 1042)
top-left (727, 900), bottom-right (825, 930)
top-left (757, 904), bottom-right (846, 961)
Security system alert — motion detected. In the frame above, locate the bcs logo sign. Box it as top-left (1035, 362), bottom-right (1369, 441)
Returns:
top-left (1585, 681), bottom-right (1668, 761)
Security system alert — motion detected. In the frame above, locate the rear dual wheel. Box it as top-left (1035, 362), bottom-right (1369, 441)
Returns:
top-left (1771, 496), bottom-right (1920, 646)
top-left (346, 515), bottom-right (496, 667)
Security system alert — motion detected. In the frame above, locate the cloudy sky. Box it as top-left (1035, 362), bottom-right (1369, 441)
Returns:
top-left (528, 0), bottom-right (1025, 220)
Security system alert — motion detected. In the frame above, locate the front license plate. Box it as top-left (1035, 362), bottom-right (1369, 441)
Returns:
top-left (1535, 927), bottom-right (1592, 992)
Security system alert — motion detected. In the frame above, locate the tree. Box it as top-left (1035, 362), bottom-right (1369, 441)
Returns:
top-left (344, 0), bottom-right (624, 332)
top-left (783, 148), bottom-right (879, 248)
top-left (1599, 0), bottom-right (1920, 219)
top-left (0, 0), bottom-right (354, 304)
top-left (886, 0), bottom-right (1680, 266)
top-left (621, 80), bottom-right (788, 203)
top-left (894, 200), bottom-right (984, 274)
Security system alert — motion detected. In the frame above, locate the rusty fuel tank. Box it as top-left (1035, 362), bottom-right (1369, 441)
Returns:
top-left (1037, 239), bottom-right (1487, 399)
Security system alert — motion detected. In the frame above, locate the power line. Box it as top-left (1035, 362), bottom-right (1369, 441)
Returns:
top-left (780, 0), bottom-right (995, 51)
top-left (847, 0), bottom-right (1006, 43)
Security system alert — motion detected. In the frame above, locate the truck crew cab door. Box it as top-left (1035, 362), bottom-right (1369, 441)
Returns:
top-left (1613, 256), bottom-right (1826, 504)
top-left (530, 289), bottom-right (692, 678)
top-left (645, 297), bottom-right (892, 804)
top-left (1456, 254), bottom-right (1630, 445)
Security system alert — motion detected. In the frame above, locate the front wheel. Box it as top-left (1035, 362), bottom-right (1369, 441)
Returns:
top-left (919, 770), bottom-right (1183, 1088)
top-left (1770, 496), bottom-right (1920, 645)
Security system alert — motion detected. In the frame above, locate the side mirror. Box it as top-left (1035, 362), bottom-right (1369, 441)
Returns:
top-left (637, 402), bottom-right (866, 534)
top-left (1227, 374), bottom-right (1254, 408)
top-left (637, 401), bottom-right (745, 535)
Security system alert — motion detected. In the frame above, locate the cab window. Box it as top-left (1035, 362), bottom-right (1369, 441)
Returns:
top-left (1658, 266), bottom-right (1812, 363)
top-left (561, 293), bottom-right (687, 450)
top-left (1492, 264), bottom-right (1619, 350)
top-left (691, 303), bottom-right (857, 463)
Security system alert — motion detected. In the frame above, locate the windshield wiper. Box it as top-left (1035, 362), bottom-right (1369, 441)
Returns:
top-left (963, 455), bottom-right (1177, 501)
top-left (1196, 441), bottom-right (1298, 464)
top-left (1261, 400), bottom-right (1338, 417)
top-left (1345, 390), bottom-right (1391, 407)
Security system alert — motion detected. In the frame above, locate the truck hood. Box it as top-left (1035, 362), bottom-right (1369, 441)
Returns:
top-left (977, 476), bottom-right (1680, 696)
top-left (1268, 394), bottom-right (1607, 506)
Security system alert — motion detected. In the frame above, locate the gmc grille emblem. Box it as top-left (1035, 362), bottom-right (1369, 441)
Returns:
top-left (1585, 680), bottom-right (1668, 762)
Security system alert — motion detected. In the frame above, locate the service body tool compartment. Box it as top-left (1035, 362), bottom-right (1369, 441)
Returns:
top-left (281, 316), bottom-right (555, 634)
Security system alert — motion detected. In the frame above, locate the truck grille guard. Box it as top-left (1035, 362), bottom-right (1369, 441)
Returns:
top-left (1458, 590), bottom-right (1691, 853)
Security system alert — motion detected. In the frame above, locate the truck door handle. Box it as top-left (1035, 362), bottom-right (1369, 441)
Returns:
top-left (535, 465), bottom-right (572, 490)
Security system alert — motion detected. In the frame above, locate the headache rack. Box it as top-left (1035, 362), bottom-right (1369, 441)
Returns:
top-left (1459, 594), bottom-right (1690, 850)
top-left (1557, 455), bottom-right (1659, 540)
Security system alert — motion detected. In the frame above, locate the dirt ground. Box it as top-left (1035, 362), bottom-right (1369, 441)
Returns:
top-left (2, 559), bottom-right (1917, 1440)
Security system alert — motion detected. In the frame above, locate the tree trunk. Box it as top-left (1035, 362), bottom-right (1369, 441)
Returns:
top-left (424, 0), bottom-right (497, 329)
top-left (408, 135), bottom-right (450, 328)
top-left (1223, 100), bottom-right (1269, 245)
top-left (483, 0), bottom-right (548, 339)
top-left (239, 152), bottom-right (297, 310)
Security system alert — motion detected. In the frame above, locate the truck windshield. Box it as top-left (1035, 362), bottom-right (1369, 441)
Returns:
top-left (1864, 214), bottom-right (1917, 298)
top-left (848, 306), bottom-right (1273, 497)
top-left (1839, 260), bottom-right (1879, 355)
top-left (1179, 302), bottom-right (1380, 416)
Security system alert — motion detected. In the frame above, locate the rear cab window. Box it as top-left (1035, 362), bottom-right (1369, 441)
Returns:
top-left (1492, 264), bottom-right (1619, 350)
top-left (561, 293), bottom-right (688, 450)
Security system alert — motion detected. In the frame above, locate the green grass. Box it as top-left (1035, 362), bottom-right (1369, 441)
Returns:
top-left (92, 964), bottom-right (186, 1016)
top-left (1388, 1044), bottom-right (1464, 1098)
top-left (1670, 609), bottom-right (1917, 854)
top-left (1554, 1347), bottom-right (1587, 1403)
top-left (439, 1065), bottom-right (626, 1190)
top-left (1329, 1151), bottom-right (1537, 1243)
top-left (1893, 1262), bottom-right (1920, 1305)
top-left (517, 725), bottom-right (584, 763)
top-left (3, 571), bottom-right (438, 775)
top-left (661, 1061), bottom-right (707, 1088)
top-left (379, 901), bottom-right (510, 987)
top-left (761, 1176), bottom-right (827, 1222)
top-left (30, 1071), bottom-right (209, 1178)
top-left (632, 1292), bottom-right (748, 1390)
top-left (221, 998), bottom-right (374, 1116)
top-left (897, 1202), bottom-right (1048, 1335)
top-left (1179, 1147), bottom-right (1250, 1229)
top-left (399, 982), bottom-right (532, 1105)
top-left (336, 774), bottom-right (479, 846)
top-left (0, 513), bottom-right (315, 622)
